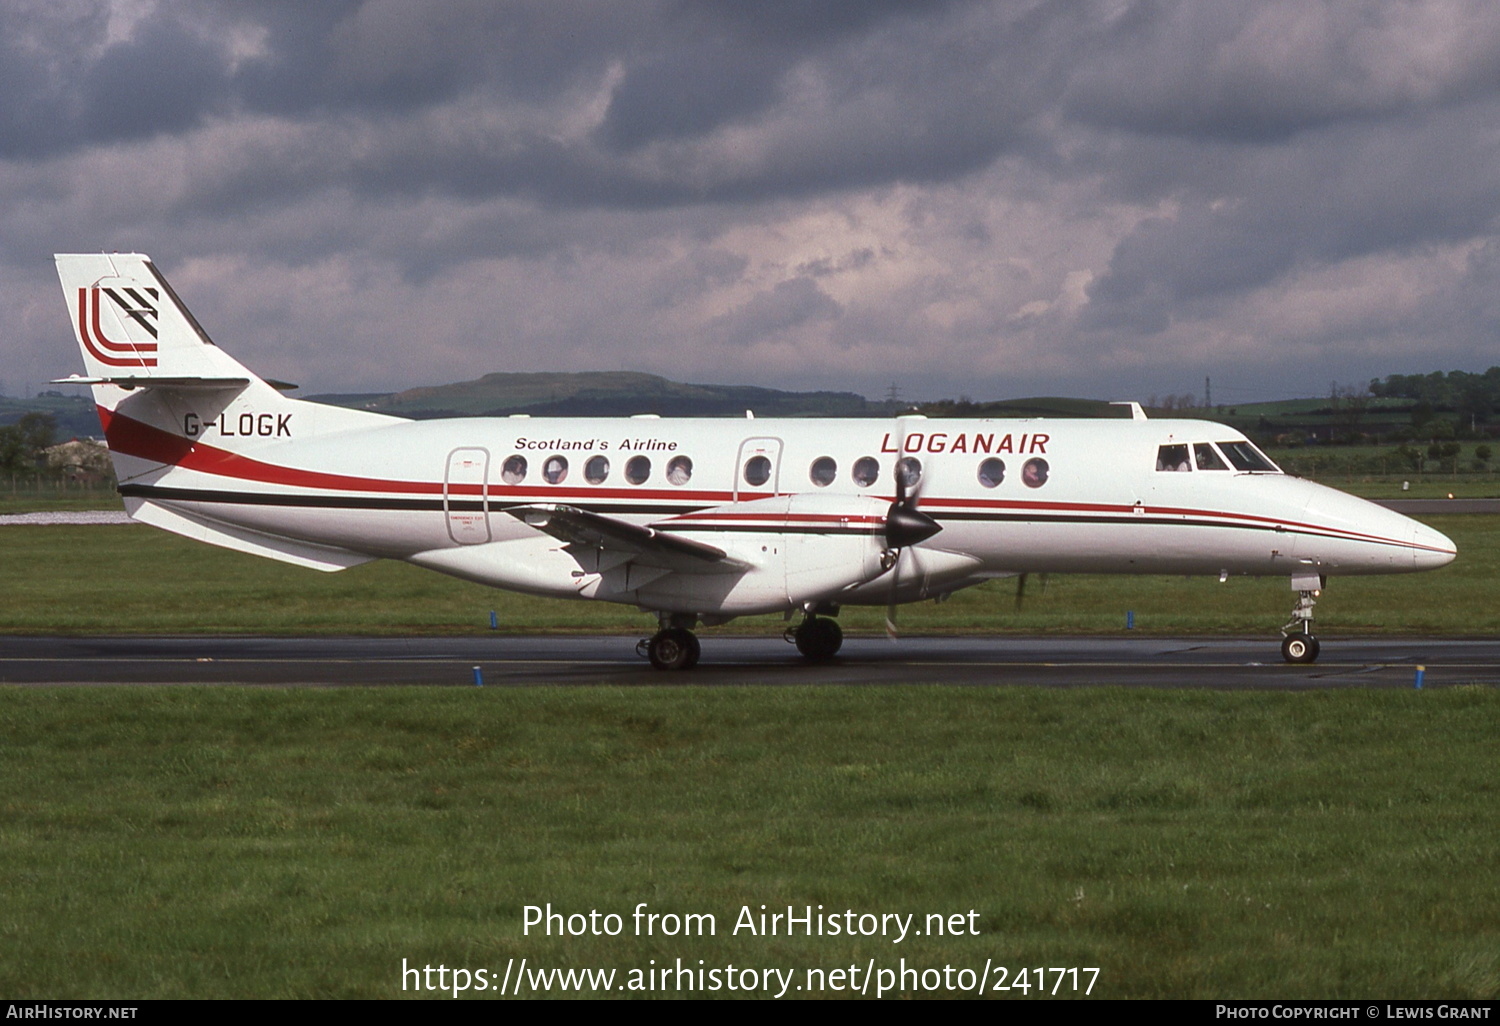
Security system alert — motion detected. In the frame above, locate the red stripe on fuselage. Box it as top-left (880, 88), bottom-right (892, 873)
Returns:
top-left (98, 407), bottom-right (746, 501)
top-left (97, 407), bottom-right (1447, 553)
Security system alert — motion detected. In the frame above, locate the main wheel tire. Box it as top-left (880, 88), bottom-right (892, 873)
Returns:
top-left (648, 627), bottom-right (698, 670)
top-left (1281, 633), bottom-right (1320, 664)
top-left (794, 617), bottom-right (843, 661)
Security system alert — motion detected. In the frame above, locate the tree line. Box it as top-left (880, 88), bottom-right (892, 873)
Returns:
top-left (0, 413), bottom-right (56, 475)
top-left (1368, 367), bottom-right (1500, 422)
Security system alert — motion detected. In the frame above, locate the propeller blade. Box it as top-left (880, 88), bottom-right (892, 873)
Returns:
top-left (1014, 572), bottom-right (1029, 612)
top-left (883, 422), bottom-right (939, 640)
top-left (885, 552), bottom-right (902, 639)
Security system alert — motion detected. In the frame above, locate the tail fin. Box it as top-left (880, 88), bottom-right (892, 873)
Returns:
top-left (55, 253), bottom-right (261, 388)
top-left (53, 250), bottom-right (396, 476)
top-left (52, 253), bottom-right (395, 572)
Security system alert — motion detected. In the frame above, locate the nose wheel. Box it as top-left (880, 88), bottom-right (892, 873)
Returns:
top-left (1280, 632), bottom-right (1320, 664)
top-left (1280, 575), bottom-right (1323, 664)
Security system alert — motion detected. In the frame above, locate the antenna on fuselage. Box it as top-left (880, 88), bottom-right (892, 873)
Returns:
top-left (1111, 401), bottom-right (1147, 421)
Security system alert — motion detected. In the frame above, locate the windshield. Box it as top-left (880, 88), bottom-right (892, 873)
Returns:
top-left (1217, 441), bottom-right (1280, 472)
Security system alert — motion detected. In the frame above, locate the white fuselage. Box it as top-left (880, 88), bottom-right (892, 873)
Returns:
top-left (100, 388), bottom-right (1456, 619)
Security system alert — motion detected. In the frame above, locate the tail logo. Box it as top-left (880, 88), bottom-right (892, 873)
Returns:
top-left (77, 285), bottom-right (159, 367)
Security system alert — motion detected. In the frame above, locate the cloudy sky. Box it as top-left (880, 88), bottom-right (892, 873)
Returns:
top-left (5, 0), bottom-right (1500, 405)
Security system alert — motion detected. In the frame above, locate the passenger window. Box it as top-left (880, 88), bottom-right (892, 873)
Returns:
top-left (501, 455), bottom-right (527, 484)
top-left (897, 457), bottom-right (922, 490)
top-left (625, 456), bottom-right (651, 484)
top-left (543, 455), bottom-right (568, 484)
top-left (1194, 443), bottom-right (1228, 471)
top-left (1022, 457), bottom-right (1049, 488)
top-left (584, 455), bottom-right (609, 484)
top-left (977, 458), bottom-right (1005, 488)
top-left (852, 456), bottom-right (879, 487)
top-left (810, 457), bottom-right (837, 487)
top-left (1156, 444), bottom-right (1191, 472)
top-left (744, 455), bottom-right (772, 487)
top-left (666, 455), bottom-right (692, 485)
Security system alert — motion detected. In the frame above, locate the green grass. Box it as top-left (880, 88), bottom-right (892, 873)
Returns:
top-left (0, 686), bottom-right (1495, 999)
top-left (0, 485), bottom-right (120, 514)
top-left (0, 514), bottom-right (1490, 635)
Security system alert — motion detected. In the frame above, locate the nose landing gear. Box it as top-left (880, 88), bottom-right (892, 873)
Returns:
top-left (1280, 573), bottom-right (1324, 664)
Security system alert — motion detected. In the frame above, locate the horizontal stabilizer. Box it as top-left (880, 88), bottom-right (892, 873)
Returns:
top-left (507, 504), bottom-right (748, 570)
top-left (52, 374), bottom-right (250, 392)
top-left (52, 374), bottom-right (299, 392)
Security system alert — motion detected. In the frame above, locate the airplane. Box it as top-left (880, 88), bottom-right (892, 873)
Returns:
top-left (51, 252), bottom-right (1457, 670)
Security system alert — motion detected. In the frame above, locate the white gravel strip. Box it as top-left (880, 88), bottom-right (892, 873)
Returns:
top-left (0, 511), bottom-right (135, 525)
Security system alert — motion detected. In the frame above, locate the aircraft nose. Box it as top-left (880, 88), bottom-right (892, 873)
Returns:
top-left (1411, 521), bottom-right (1457, 571)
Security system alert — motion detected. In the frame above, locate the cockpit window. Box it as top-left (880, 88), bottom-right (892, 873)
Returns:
top-left (1156, 444), bottom-right (1191, 472)
top-left (1194, 443), bottom-right (1228, 471)
top-left (1218, 441), bottom-right (1279, 472)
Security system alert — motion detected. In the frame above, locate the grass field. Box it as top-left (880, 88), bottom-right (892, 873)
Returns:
top-left (2, 507), bottom-right (1495, 1000)
top-left (0, 514), bottom-right (1490, 636)
top-left (1, 686), bottom-right (1496, 999)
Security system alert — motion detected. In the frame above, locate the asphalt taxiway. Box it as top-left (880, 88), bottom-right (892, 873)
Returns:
top-left (1, 635), bottom-right (1496, 688)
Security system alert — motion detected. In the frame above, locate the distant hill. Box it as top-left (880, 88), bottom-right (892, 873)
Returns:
top-left (307, 371), bottom-right (885, 418)
top-left (15, 370), bottom-right (1487, 444)
top-left (0, 376), bottom-right (1190, 432)
top-left (920, 396), bottom-right (1137, 419)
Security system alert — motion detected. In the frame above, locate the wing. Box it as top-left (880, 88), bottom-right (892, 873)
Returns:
top-left (505, 504), bottom-right (750, 573)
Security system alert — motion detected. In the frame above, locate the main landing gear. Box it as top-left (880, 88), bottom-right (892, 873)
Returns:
top-left (786, 614), bottom-right (843, 662)
top-left (637, 614), bottom-right (701, 671)
top-left (1280, 573), bottom-right (1324, 664)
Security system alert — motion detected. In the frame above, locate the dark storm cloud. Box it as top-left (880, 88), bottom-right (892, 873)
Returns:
top-left (0, 2), bottom-right (232, 159)
top-left (1066, 1), bottom-right (1500, 141)
top-left (79, 14), bottom-right (230, 143)
top-left (596, 0), bottom-right (960, 150)
top-left (9, 0), bottom-right (1500, 401)
top-left (0, 1), bottom-right (109, 158)
top-left (706, 277), bottom-right (843, 349)
top-left (1083, 97), bottom-right (1500, 332)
